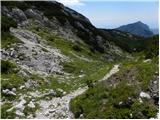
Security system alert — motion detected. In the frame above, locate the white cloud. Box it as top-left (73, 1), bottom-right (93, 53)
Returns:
top-left (56, 0), bottom-right (85, 6)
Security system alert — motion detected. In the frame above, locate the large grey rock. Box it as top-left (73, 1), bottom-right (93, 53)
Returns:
top-left (43, 89), bottom-right (57, 97)
top-left (25, 80), bottom-right (39, 89)
top-left (74, 21), bottom-right (85, 30)
top-left (25, 9), bottom-right (57, 29)
top-left (7, 96), bottom-right (27, 117)
top-left (28, 101), bottom-right (35, 108)
top-left (25, 9), bottom-right (43, 21)
top-left (2, 89), bottom-right (16, 96)
top-left (11, 8), bottom-right (27, 22)
top-left (1, 6), bottom-right (12, 17)
top-left (140, 92), bottom-right (151, 99)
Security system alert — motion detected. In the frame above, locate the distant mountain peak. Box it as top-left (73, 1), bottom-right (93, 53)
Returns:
top-left (135, 21), bottom-right (147, 26)
top-left (116, 21), bottom-right (153, 37)
top-left (136, 21), bottom-right (143, 24)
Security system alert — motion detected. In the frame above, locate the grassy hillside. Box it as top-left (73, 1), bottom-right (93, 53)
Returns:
top-left (70, 57), bottom-right (158, 119)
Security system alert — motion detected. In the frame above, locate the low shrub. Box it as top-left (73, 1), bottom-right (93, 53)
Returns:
top-left (72, 44), bottom-right (82, 52)
top-left (1, 60), bottom-right (18, 74)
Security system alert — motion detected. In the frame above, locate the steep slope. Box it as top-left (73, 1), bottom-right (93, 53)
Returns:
top-left (1, 1), bottom-right (125, 60)
top-left (117, 21), bottom-right (154, 37)
top-left (100, 29), bottom-right (145, 52)
top-left (100, 29), bottom-right (159, 56)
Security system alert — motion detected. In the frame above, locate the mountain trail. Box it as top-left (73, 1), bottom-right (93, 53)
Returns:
top-left (34, 64), bottom-right (119, 119)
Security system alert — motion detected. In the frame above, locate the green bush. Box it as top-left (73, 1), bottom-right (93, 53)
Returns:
top-left (1, 74), bottom-right (24, 90)
top-left (1, 31), bottom-right (21, 48)
top-left (1, 60), bottom-right (18, 74)
top-left (136, 61), bottom-right (158, 90)
top-left (86, 78), bottom-right (94, 88)
top-left (144, 35), bottom-right (159, 59)
top-left (1, 15), bottom-right (17, 32)
top-left (131, 100), bottom-right (158, 119)
top-left (72, 45), bottom-right (82, 52)
top-left (63, 62), bottom-right (76, 73)
top-left (1, 103), bottom-right (16, 119)
top-left (1, 15), bottom-right (20, 48)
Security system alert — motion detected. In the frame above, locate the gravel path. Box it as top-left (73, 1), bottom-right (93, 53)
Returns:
top-left (35, 87), bottom-right (88, 119)
top-left (100, 64), bottom-right (119, 81)
top-left (35, 64), bottom-right (119, 119)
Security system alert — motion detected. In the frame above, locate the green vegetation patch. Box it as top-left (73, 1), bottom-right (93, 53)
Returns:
top-left (1, 32), bottom-right (21, 48)
top-left (1, 15), bottom-right (21, 48)
top-left (1, 15), bottom-right (17, 32)
top-left (144, 35), bottom-right (159, 59)
top-left (1, 103), bottom-right (16, 119)
top-left (70, 58), bottom-right (158, 119)
top-left (136, 58), bottom-right (158, 90)
top-left (23, 101), bottom-right (39, 117)
top-left (1, 60), bottom-right (25, 100)
top-left (1, 60), bottom-right (18, 74)
top-left (70, 82), bottom-right (139, 119)
top-left (71, 80), bottom-right (157, 119)
top-left (63, 59), bottom-right (112, 87)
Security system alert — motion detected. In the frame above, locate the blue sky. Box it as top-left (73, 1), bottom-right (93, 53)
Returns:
top-left (56, 0), bottom-right (159, 29)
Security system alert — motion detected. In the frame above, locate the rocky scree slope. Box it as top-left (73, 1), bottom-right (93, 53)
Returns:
top-left (2, 27), bottom-right (68, 75)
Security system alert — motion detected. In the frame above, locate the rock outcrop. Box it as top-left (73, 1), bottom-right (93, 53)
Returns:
top-left (1, 28), bottom-right (68, 75)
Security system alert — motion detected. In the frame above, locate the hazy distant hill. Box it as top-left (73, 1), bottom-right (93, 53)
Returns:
top-left (117, 21), bottom-right (154, 37)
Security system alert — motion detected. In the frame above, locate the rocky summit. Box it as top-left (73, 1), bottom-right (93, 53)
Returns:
top-left (1, 1), bottom-right (159, 119)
